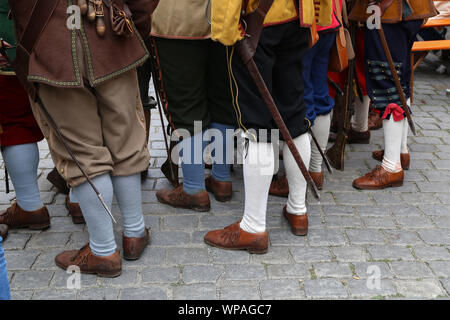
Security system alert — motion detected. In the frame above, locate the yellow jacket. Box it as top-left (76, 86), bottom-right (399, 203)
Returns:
top-left (212, 0), bottom-right (332, 46)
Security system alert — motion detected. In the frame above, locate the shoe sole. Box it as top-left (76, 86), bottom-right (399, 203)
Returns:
top-left (352, 181), bottom-right (403, 190)
top-left (204, 239), bottom-right (268, 254)
top-left (156, 194), bottom-right (210, 212)
top-left (55, 261), bottom-right (122, 278)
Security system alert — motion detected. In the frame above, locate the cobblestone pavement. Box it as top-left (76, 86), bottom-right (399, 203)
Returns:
top-left (1, 58), bottom-right (450, 300)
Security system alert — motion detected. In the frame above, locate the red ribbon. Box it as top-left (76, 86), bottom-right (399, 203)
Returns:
top-left (382, 103), bottom-right (405, 122)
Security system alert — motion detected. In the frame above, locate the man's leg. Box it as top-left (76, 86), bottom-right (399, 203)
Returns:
top-left (0, 143), bottom-right (50, 230)
top-left (204, 140), bottom-right (271, 253)
top-left (283, 133), bottom-right (311, 236)
top-left (1, 143), bottom-right (43, 211)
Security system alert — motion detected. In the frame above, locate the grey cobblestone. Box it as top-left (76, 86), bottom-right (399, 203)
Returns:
top-left (183, 265), bottom-right (223, 284)
top-left (303, 279), bottom-right (348, 299)
top-left (347, 279), bottom-right (396, 298)
top-left (260, 279), bottom-right (304, 299)
top-left (395, 279), bottom-right (445, 298)
top-left (172, 284), bottom-right (217, 300)
top-left (389, 261), bottom-right (434, 279)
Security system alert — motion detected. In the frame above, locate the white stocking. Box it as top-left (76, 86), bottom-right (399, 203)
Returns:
top-left (284, 133), bottom-right (311, 215)
top-left (309, 114), bottom-right (331, 173)
top-left (351, 95), bottom-right (371, 132)
top-left (240, 140), bottom-right (275, 233)
top-left (382, 116), bottom-right (404, 173)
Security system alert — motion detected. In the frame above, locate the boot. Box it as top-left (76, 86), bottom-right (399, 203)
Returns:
top-left (283, 206), bottom-right (308, 236)
top-left (156, 185), bottom-right (210, 212)
top-left (353, 165), bottom-right (404, 190)
top-left (205, 176), bottom-right (232, 202)
top-left (204, 221), bottom-right (269, 254)
top-left (65, 195), bottom-right (86, 224)
top-left (269, 175), bottom-right (289, 197)
top-left (0, 202), bottom-right (50, 230)
top-left (55, 244), bottom-right (122, 278)
top-left (372, 150), bottom-right (410, 170)
top-left (123, 228), bottom-right (150, 261)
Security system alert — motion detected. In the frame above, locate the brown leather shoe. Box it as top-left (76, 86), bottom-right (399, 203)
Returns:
top-left (123, 228), bottom-right (151, 261)
top-left (269, 175), bottom-right (289, 197)
top-left (347, 127), bottom-right (371, 144)
top-left (0, 202), bottom-right (50, 230)
top-left (368, 111), bottom-right (383, 130)
top-left (205, 176), bottom-right (232, 202)
top-left (65, 195), bottom-right (85, 224)
top-left (204, 221), bottom-right (269, 254)
top-left (309, 171), bottom-right (324, 190)
top-left (372, 150), bottom-right (410, 170)
top-left (283, 206), bottom-right (308, 236)
top-left (156, 185), bottom-right (210, 212)
top-left (0, 224), bottom-right (8, 240)
top-left (353, 165), bottom-right (404, 190)
top-left (55, 244), bottom-right (122, 278)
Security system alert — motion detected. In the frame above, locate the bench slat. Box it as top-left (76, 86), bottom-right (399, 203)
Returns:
top-left (412, 40), bottom-right (450, 51)
top-left (422, 18), bottom-right (450, 28)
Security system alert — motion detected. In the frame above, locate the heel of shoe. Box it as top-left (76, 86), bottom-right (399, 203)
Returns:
top-left (214, 194), bottom-right (232, 203)
top-left (248, 247), bottom-right (268, 254)
top-left (391, 181), bottom-right (404, 188)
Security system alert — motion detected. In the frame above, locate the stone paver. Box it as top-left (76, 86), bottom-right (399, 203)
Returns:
top-left (1, 58), bottom-right (450, 300)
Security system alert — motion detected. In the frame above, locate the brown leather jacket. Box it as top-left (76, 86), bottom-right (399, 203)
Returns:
top-left (8, 0), bottom-right (157, 88)
top-left (349, 0), bottom-right (438, 23)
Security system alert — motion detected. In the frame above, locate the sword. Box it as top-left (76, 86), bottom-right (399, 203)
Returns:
top-left (1, 39), bottom-right (116, 223)
top-left (376, 16), bottom-right (417, 136)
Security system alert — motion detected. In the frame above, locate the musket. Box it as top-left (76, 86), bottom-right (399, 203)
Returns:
top-left (0, 39), bottom-right (116, 224)
top-left (376, 12), bottom-right (417, 135)
top-left (326, 20), bottom-right (358, 171)
top-left (146, 38), bottom-right (179, 187)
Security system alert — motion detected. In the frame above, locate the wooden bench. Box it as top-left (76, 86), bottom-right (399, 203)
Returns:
top-left (411, 3), bottom-right (450, 101)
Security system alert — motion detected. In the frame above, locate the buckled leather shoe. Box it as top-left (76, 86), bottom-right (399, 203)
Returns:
top-left (347, 127), bottom-right (370, 144)
top-left (204, 221), bottom-right (269, 254)
top-left (123, 228), bottom-right (150, 261)
top-left (0, 224), bottom-right (8, 240)
top-left (0, 202), bottom-right (51, 230)
top-left (205, 176), bottom-right (232, 202)
top-left (269, 175), bottom-right (289, 197)
top-left (55, 244), bottom-right (122, 278)
top-left (65, 195), bottom-right (85, 224)
top-left (372, 150), bottom-right (410, 170)
top-left (283, 206), bottom-right (308, 236)
top-left (156, 185), bottom-right (210, 212)
top-left (309, 171), bottom-right (324, 190)
top-left (353, 165), bottom-right (404, 190)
